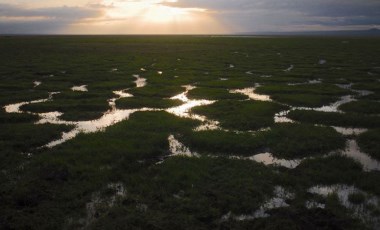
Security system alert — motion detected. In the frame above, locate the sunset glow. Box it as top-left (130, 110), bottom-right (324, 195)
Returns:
top-left (0, 0), bottom-right (378, 34)
top-left (61, 0), bottom-right (226, 34)
top-left (103, 0), bottom-right (205, 24)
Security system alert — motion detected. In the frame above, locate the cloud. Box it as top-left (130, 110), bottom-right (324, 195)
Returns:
top-left (0, 3), bottom-right (103, 33)
top-left (164, 0), bottom-right (380, 16)
top-left (0, 0), bottom-right (379, 34)
top-left (163, 0), bottom-right (380, 31)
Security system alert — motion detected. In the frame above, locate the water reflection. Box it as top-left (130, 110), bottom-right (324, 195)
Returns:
top-left (194, 121), bottom-right (221, 131)
top-left (248, 153), bottom-right (301, 169)
top-left (33, 81), bottom-right (42, 88)
top-left (305, 200), bottom-right (325, 209)
top-left (165, 133), bottom-right (301, 170)
top-left (274, 95), bottom-right (358, 124)
top-left (336, 83), bottom-right (373, 97)
top-left (341, 139), bottom-right (380, 171)
top-left (273, 82), bottom-right (374, 124)
top-left (42, 107), bottom-right (156, 148)
top-left (38, 88), bottom-right (155, 147)
top-left (221, 186), bottom-right (295, 221)
top-left (368, 72), bottom-right (375, 76)
top-left (5, 89), bottom-right (154, 148)
top-left (108, 90), bottom-right (133, 110)
top-left (133, 74), bottom-right (147, 88)
top-left (168, 135), bottom-right (200, 157)
top-left (284, 65), bottom-right (294, 72)
top-left (274, 110), bottom-right (295, 123)
top-left (308, 184), bottom-right (380, 229)
top-left (4, 83), bottom-right (222, 148)
top-left (84, 182), bottom-right (127, 228)
top-left (333, 127), bottom-right (368, 136)
top-left (288, 79), bottom-right (322, 86)
top-left (71, 85), bottom-right (88, 92)
top-left (250, 186), bottom-right (295, 219)
top-left (166, 85), bottom-right (220, 131)
top-left (230, 86), bottom-right (272, 101)
top-left (314, 95), bottom-right (354, 112)
top-left (4, 92), bottom-right (59, 114)
top-left (353, 89), bottom-right (373, 97)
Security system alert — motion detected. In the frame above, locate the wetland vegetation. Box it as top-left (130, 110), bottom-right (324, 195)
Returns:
top-left (0, 36), bottom-right (379, 229)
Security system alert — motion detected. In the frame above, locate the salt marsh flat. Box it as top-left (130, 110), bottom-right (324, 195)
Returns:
top-left (1, 36), bottom-right (380, 229)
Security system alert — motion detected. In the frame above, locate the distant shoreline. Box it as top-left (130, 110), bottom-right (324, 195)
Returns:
top-left (0, 29), bottom-right (379, 38)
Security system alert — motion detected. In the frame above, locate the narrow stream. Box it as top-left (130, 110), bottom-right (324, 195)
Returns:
top-left (4, 84), bottom-right (220, 148)
top-left (341, 140), bottom-right (380, 171)
top-left (221, 186), bottom-right (295, 221)
top-left (168, 135), bottom-right (200, 157)
top-left (247, 153), bottom-right (301, 169)
top-left (166, 85), bottom-right (220, 131)
top-left (4, 92), bottom-right (59, 114)
top-left (284, 65), bottom-right (294, 72)
top-left (230, 85), bottom-right (272, 101)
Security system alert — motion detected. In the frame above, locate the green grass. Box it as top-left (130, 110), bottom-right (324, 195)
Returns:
top-left (21, 91), bottom-right (112, 121)
top-left (116, 96), bottom-right (183, 109)
top-left (339, 100), bottom-right (380, 114)
top-left (0, 36), bottom-right (379, 229)
top-left (0, 123), bottom-right (74, 171)
top-left (193, 100), bottom-right (287, 131)
top-left (90, 157), bottom-right (277, 230)
top-left (0, 111), bottom-right (38, 123)
top-left (291, 155), bottom-right (362, 186)
top-left (179, 123), bottom-right (346, 160)
top-left (256, 84), bottom-right (351, 96)
top-left (187, 87), bottom-right (247, 100)
top-left (352, 83), bottom-right (380, 93)
top-left (196, 78), bottom-right (256, 89)
top-left (357, 129), bottom-right (380, 160)
top-left (0, 111), bottom-right (200, 229)
top-left (128, 85), bottom-right (185, 98)
top-left (0, 123), bottom-right (73, 153)
top-left (221, 207), bottom-right (367, 230)
top-left (179, 130), bottom-right (266, 155)
top-left (288, 110), bottom-right (380, 128)
top-left (356, 171), bottom-right (380, 197)
top-left (271, 94), bottom-right (339, 107)
top-left (265, 124), bottom-right (346, 159)
top-left (255, 84), bottom-right (352, 107)
top-left (348, 192), bottom-right (366, 204)
top-left (22, 98), bottom-right (109, 121)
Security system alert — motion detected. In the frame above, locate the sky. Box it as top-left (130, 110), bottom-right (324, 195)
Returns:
top-left (0, 0), bottom-right (379, 34)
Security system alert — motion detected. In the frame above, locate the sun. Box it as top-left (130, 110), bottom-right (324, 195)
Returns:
top-left (68, 0), bottom-right (226, 34)
top-left (102, 0), bottom-right (203, 24)
top-left (141, 4), bottom-right (197, 24)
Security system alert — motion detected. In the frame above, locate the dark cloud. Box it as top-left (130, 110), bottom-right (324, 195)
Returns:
top-left (0, 21), bottom-right (67, 34)
top-left (164, 0), bottom-right (380, 31)
top-left (165, 0), bottom-right (380, 17)
top-left (0, 4), bottom-right (102, 19)
top-left (0, 3), bottom-right (103, 34)
top-left (303, 16), bottom-right (380, 27)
